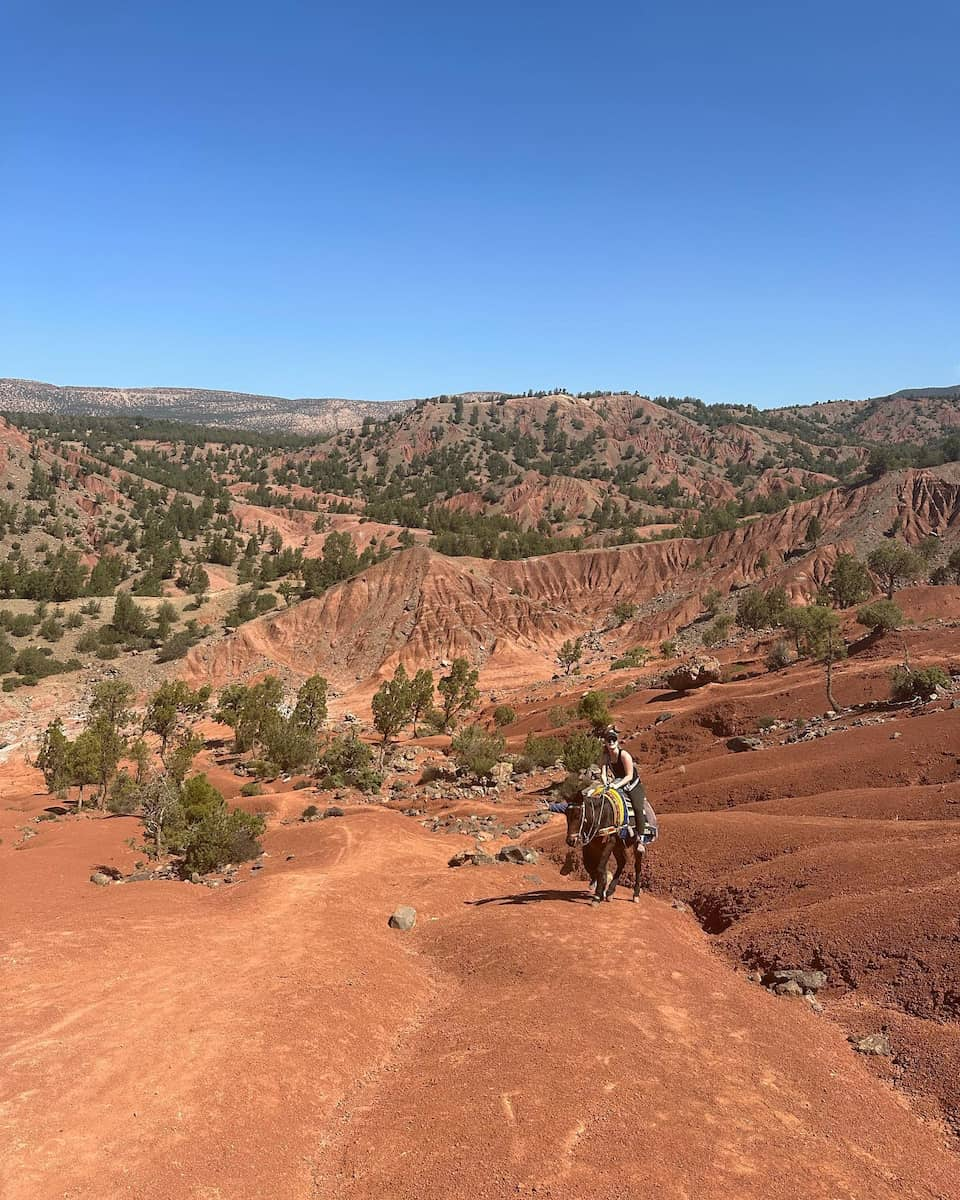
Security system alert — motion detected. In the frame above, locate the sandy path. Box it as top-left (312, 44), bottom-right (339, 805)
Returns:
top-left (1, 808), bottom-right (957, 1200)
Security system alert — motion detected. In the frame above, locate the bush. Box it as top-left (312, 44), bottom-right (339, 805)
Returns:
top-left (577, 691), bottom-right (611, 732)
top-left (522, 734), bottom-right (563, 768)
top-left (156, 630), bottom-right (200, 662)
top-left (181, 806), bottom-right (265, 875)
top-left (702, 615), bottom-right (733, 646)
top-left (765, 639), bottom-right (792, 671)
top-left (77, 628), bottom-right (100, 653)
top-left (562, 730), bottom-right (599, 773)
top-left (857, 600), bottom-right (903, 635)
top-left (547, 705), bottom-right (573, 727)
top-left (612, 601), bottom-right (637, 626)
top-left (890, 665), bottom-right (951, 702)
top-left (106, 771), bottom-right (140, 815)
top-left (301, 804), bottom-right (319, 820)
top-left (736, 587), bottom-right (788, 631)
top-left (660, 640), bottom-right (678, 658)
top-left (96, 643), bottom-right (120, 660)
top-left (450, 724), bottom-right (506, 780)
top-left (315, 733), bottom-right (382, 793)
top-left (492, 704), bottom-right (516, 727)
top-left (610, 646), bottom-right (650, 670)
top-left (239, 781), bottom-right (264, 797)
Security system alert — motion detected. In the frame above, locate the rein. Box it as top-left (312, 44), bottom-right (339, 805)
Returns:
top-left (572, 788), bottom-right (627, 844)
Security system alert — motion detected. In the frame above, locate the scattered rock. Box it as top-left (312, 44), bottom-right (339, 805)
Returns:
top-left (285, 854), bottom-right (295, 861)
top-left (324, 806), bottom-right (345, 818)
top-left (388, 905), bottom-right (417, 931)
top-left (670, 899), bottom-right (689, 913)
top-left (448, 849), bottom-right (495, 867)
top-left (497, 845), bottom-right (539, 866)
top-left (89, 872), bottom-right (112, 886)
top-left (727, 736), bottom-right (763, 753)
top-left (890, 731), bottom-right (902, 740)
top-left (490, 761), bottom-right (513, 786)
top-left (803, 994), bottom-right (824, 1014)
top-left (766, 968), bottom-right (827, 993)
top-left (125, 869), bottom-right (154, 883)
top-left (522, 873), bottom-right (542, 885)
top-left (849, 1033), bottom-right (892, 1056)
top-left (654, 712), bottom-right (674, 725)
top-left (666, 657), bottom-right (722, 692)
top-left (773, 979), bottom-right (804, 998)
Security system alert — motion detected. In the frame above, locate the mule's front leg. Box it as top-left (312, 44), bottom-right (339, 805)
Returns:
top-left (628, 844), bottom-right (643, 902)
top-left (582, 843), bottom-right (603, 903)
top-left (594, 840), bottom-right (616, 902)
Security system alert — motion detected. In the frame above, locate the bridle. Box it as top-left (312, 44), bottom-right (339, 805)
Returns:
top-left (568, 787), bottom-right (620, 846)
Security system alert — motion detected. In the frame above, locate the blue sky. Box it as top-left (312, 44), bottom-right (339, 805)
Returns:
top-left (2, 1), bottom-right (957, 407)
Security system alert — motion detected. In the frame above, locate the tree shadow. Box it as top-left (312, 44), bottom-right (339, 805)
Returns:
top-left (466, 888), bottom-right (595, 908)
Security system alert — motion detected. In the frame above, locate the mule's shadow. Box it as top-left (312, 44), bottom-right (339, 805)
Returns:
top-left (466, 888), bottom-right (597, 907)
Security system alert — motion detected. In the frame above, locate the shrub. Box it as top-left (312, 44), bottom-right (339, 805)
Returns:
top-left (492, 704), bottom-right (516, 727)
top-left (577, 691), bottom-right (611, 732)
top-left (702, 615), bottom-right (733, 646)
top-left (315, 733), bottom-right (382, 793)
top-left (245, 759), bottom-right (279, 780)
top-left (77, 628), bottom-right (100, 653)
top-left (736, 587), bottom-right (788, 631)
top-left (659, 640), bottom-right (678, 658)
top-left (239, 781), bottom-right (264, 797)
top-left (39, 616), bottom-right (63, 642)
top-left (765, 639), bottom-right (792, 671)
top-left (96, 644), bottom-right (120, 660)
top-left (562, 730), bottom-right (599, 773)
top-left (106, 771), bottom-right (140, 815)
top-left (547, 705), bottom-right (573, 727)
top-left (512, 755), bottom-right (535, 774)
top-left (450, 724), bottom-right (505, 780)
top-left (890, 665), bottom-right (951, 702)
top-left (181, 805), bottom-right (265, 875)
top-left (301, 804), bottom-right (319, 819)
top-left (757, 715), bottom-right (776, 731)
top-left (523, 734), bottom-right (564, 768)
top-left (612, 601), bottom-right (637, 626)
top-left (610, 646), bottom-right (650, 670)
top-left (856, 600), bottom-right (903, 635)
top-left (156, 630), bottom-right (200, 662)
top-left (702, 588), bottom-right (722, 616)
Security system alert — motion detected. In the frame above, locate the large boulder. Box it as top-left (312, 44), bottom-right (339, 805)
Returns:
top-left (666, 657), bottom-right (722, 692)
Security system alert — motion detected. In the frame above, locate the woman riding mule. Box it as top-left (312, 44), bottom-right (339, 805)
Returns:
top-left (549, 727), bottom-right (658, 904)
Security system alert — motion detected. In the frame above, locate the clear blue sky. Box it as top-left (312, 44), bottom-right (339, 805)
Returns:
top-left (2, 1), bottom-right (958, 407)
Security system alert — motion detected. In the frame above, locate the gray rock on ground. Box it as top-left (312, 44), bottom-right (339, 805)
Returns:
top-left (388, 905), bottom-right (417, 931)
top-left (497, 845), bottom-right (539, 865)
top-left (849, 1033), bottom-right (892, 1056)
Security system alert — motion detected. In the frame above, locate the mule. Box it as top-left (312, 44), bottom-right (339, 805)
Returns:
top-left (563, 784), bottom-right (647, 905)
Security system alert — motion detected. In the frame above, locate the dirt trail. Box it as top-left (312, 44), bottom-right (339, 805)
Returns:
top-left (2, 808), bottom-right (957, 1200)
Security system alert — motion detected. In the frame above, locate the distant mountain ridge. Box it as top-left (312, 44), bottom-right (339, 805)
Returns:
top-left (0, 378), bottom-right (421, 435)
top-left (0, 375), bottom-right (957, 438)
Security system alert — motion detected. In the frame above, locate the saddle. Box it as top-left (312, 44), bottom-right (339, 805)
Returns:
top-left (584, 782), bottom-right (658, 844)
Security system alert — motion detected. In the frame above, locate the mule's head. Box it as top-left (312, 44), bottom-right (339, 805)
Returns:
top-left (563, 797), bottom-right (585, 847)
top-left (564, 784), bottom-right (603, 846)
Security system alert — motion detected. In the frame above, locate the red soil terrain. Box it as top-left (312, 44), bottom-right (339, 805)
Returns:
top-left (2, 749), bottom-right (959, 1200)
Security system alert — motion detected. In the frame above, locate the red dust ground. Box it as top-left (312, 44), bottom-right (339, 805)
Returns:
top-left (2, 733), bottom-right (960, 1199)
